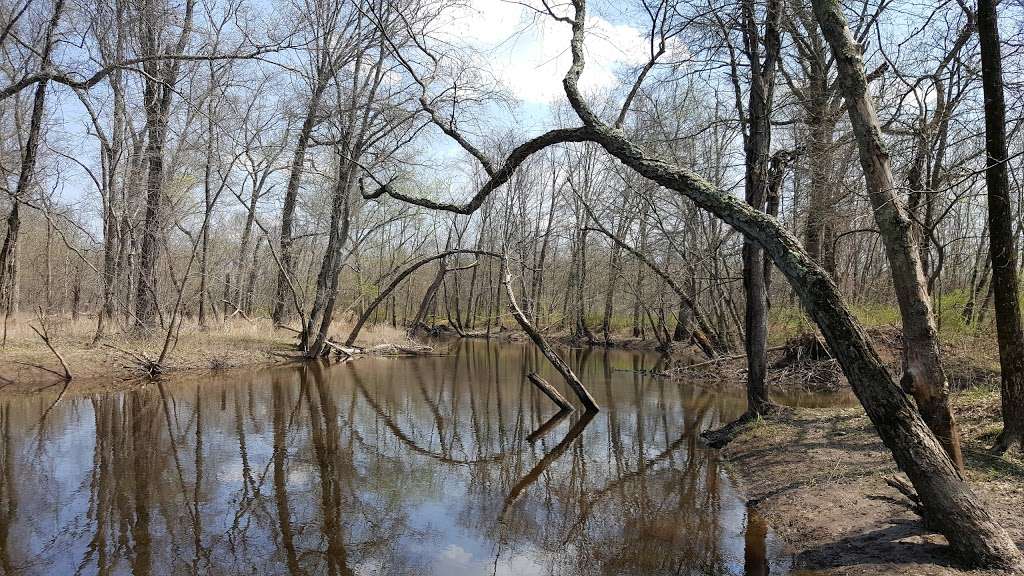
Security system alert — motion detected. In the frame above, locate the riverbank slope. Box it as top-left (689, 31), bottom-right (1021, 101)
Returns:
top-left (720, 387), bottom-right (1024, 575)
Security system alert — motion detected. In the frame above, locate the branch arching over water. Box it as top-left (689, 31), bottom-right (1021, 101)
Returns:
top-left (344, 249), bottom-right (501, 346)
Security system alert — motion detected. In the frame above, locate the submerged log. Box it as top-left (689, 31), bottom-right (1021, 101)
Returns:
top-left (527, 372), bottom-right (573, 412)
top-left (503, 270), bottom-right (599, 412)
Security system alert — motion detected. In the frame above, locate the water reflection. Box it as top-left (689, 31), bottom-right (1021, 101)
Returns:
top-left (0, 341), bottom-right (835, 575)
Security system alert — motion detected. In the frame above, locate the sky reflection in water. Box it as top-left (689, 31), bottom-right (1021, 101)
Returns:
top-left (0, 341), bottom-right (851, 575)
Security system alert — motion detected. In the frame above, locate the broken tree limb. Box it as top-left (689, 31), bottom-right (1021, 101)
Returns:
top-left (503, 269), bottom-right (599, 412)
top-left (527, 372), bottom-right (574, 412)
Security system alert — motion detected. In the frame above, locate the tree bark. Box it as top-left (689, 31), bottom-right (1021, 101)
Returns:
top-left (977, 0), bottom-right (1024, 454)
top-left (738, 0), bottom-right (781, 416)
top-left (811, 0), bottom-right (964, 471)
top-left (134, 0), bottom-right (195, 332)
top-left (272, 79), bottom-right (330, 325)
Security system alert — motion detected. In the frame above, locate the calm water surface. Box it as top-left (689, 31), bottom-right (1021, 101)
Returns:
top-left (0, 341), bottom-right (853, 575)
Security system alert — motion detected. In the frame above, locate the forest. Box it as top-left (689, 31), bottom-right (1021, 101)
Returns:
top-left (1, 0), bottom-right (1024, 573)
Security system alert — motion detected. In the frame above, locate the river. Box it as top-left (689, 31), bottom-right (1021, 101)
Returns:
top-left (0, 340), bottom-right (854, 575)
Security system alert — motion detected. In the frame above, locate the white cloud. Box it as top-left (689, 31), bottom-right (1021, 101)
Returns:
top-left (438, 0), bottom-right (652, 103)
top-left (439, 543), bottom-right (473, 565)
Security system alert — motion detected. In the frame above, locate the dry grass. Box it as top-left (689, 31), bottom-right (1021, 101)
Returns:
top-left (0, 313), bottom-right (417, 389)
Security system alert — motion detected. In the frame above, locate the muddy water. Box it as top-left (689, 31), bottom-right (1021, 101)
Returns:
top-left (0, 341), bottom-right (853, 575)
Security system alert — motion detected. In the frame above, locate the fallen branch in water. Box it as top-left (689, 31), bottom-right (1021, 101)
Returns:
top-left (527, 372), bottom-right (574, 412)
top-left (503, 266), bottom-right (598, 412)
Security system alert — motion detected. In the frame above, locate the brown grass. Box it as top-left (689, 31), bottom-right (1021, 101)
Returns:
top-left (0, 313), bottom-right (419, 390)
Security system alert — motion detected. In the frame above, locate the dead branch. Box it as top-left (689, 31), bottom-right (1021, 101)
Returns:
top-left (527, 372), bottom-right (574, 413)
top-left (503, 267), bottom-right (599, 412)
top-left (29, 308), bottom-right (71, 381)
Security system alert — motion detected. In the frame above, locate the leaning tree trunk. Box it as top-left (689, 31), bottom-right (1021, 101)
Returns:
top-left (811, 0), bottom-right (964, 471)
top-left (585, 126), bottom-right (1023, 569)
top-left (977, 0), bottom-right (1024, 454)
top-left (557, 0), bottom-right (1017, 560)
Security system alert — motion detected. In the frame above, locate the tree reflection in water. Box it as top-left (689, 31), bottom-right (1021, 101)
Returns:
top-left (0, 340), bottom-right (826, 575)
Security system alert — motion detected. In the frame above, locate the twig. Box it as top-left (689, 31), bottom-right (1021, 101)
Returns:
top-left (102, 342), bottom-right (162, 376)
top-left (684, 346), bottom-right (786, 370)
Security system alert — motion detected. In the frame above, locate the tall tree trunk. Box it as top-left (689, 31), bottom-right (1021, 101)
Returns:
top-left (739, 0), bottom-right (781, 416)
top-left (134, 97), bottom-right (168, 331)
top-left (305, 159), bottom-right (353, 355)
top-left (273, 81), bottom-right (329, 325)
top-left (0, 203), bottom-right (20, 325)
top-left (243, 236), bottom-right (262, 316)
top-left (977, 0), bottom-right (1024, 454)
top-left (198, 76), bottom-right (216, 329)
top-left (0, 0), bottom-right (66, 327)
top-left (600, 211), bottom-right (627, 344)
top-left (133, 0), bottom-right (195, 332)
top-left (812, 0), bottom-right (964, 471)
top-left (804, 102), bottom-right (838, 275)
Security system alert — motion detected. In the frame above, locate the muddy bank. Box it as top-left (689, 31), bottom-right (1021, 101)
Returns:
top-left (720, 390), bottom-right (1024, 575)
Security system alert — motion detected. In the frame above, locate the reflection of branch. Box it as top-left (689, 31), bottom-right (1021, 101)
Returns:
top-left (33, 380), bottom-right (70, 435)
top-left (502, 410), bottom-right (595, 514)
top-left (526, 409), bottom-right (571, 444)
top-left (561, 393), bottom-right (714, 543)
top-left (351, 368), bottom-right (511, 465)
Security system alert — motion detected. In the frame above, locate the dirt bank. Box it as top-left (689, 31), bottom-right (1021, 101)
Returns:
top-left (720, 388), bottom-right (1024, 575)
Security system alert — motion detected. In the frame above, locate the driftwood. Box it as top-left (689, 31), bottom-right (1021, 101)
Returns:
top-left (102, 342), bottom-right (163, 376)
top-left (527, 372), bottom-right (573, 412)
top-left (366, 342), bottom-right (435, 356)
top-left (503, 270), bottom-right (598, 411)
top-left (322, 339), bottom-right (358, 358)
